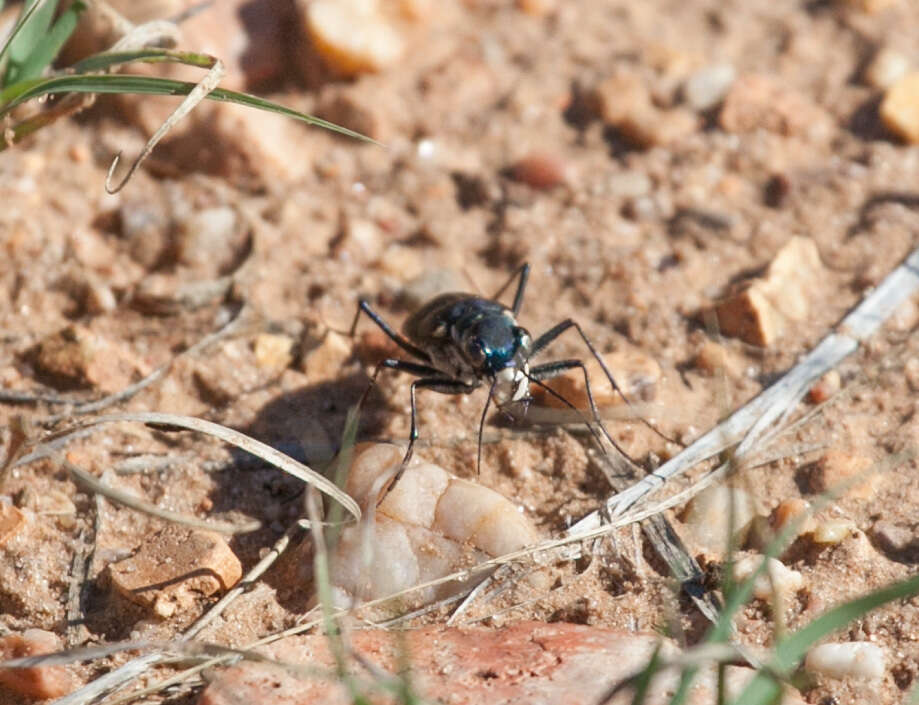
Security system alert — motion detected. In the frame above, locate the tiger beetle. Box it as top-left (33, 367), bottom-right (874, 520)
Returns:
top-left (349, 263), bottom-right (671, 503)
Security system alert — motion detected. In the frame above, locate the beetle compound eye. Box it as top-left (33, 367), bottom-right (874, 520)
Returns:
top-left (467, 338), bottom-right (487, 363)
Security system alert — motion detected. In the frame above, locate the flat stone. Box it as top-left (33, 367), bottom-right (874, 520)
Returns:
top-left (0, 629), bottom-right (79, 699)
top-left (870, 521), bottom-right (919, 562)
top-left (198, 622), bottom-right (805, 705)
top-left (713, 236), bottom-right (824, 346)
top-left (108, 526), bottom-right (242, 614)
top-left (301, 330), bottom-right (353, 384)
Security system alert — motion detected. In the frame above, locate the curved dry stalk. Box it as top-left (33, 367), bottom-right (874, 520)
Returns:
top-left (21, 411), bottom-right (361, 521)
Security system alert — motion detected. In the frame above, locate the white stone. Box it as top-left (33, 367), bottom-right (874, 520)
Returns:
top-left (805, 642), bottom-right (886, 681)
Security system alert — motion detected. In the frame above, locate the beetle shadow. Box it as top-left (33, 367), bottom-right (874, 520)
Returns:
top-left (203, 372), bottom-right (385, 612)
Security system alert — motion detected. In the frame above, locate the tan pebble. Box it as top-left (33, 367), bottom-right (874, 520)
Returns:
top-left (618, 107), bottom-right (698, 148)
top-left (302, 330), bottom-right (353, 383)
top-left (303, 0), bottom-right (405, 76)
top-left (771, 498), bottom-right (815, 537)
top-left (719, 74), bottom-right (833, 141)
top-left (0, 503), bottom-right (27, 546)
top-left (693, 339), bottom-right (745, 378)
top-left (532, 350), bottom-right (661, 410)
top-left (733, 554), bottom-right (804, 601)
top-left (684, 63), bottom-right (736, 111)
top-left (808, 369), bottom-right (841, 404)
top-left (591, 72), bottom-right (653, 125)
top-left (905, 357), bottom-right (919, 392)
top-left (68, 142), bottom-right (90, 163)
top-left (810, 450), bottom-right (876, 499)
top-left (253, 333), bottom-right (294, 372)
top-left (812, 519), bottom-right (857, 544)
top-left (681, 486), bottom-right (755, 554)
top-left (0, 629), bottom-right (79, 698)
top-left (880, 72), bottom-right (919, 143)
top-left (865, 47), bottom-right (910, 90)
top-left (378, 244), bottom-right (424, 281)
top-left (108, 526), bottom-right (242, 611)
top-left (511, 151), bottom-right (569, 190)
top-left (714, 237), bottom-right (823, 346)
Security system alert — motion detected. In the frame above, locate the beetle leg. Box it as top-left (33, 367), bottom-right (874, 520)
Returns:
top-left (490, 263), bottom-right (531, 316)
top-left (349, 298), bottom-right (432, 363)
top-left (377, 375), bottom-right (477, 505)
top-left (529, 319), bottom-right (681, 446)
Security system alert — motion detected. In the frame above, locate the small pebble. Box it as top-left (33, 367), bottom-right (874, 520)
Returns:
top-left (591, 71), bottom-right (652, 125)
top-left (805, 642), bottom-right (885, 681)
top-left (618, 107), bottom-right (699, 148)
top-left (771, 498), bottom-right (815, 538)
top-left (808, 369), bottom-right (841, 404)
top-left (681, 486), bottom-right (755, 554)
top-left (511, 151), bottom-right (569, 190)
top-left (864, 47), bottom-right (910, 90)
top-left (0, 630), bottom-right (79, 698)
top-left (880, 72), bottom-right (919, 143)
top-left (303, 0), bottom-right (405, 76)
top-left (683, 63), bottom-right (736, 111)
top-left (0, 502), bottom-right (26, 546)
top-left (732, 554), bottom-right (804, 600)
top-left (253, 333), bottom-right (295, 373)
top-left (812, 519), bottom-right (857, 545)
top-left (693, 339), bottom-right (745, 378)
top-left (607, 170), bottom-right (652, 198)
top-left (714, 237), bottom-right (823, 347)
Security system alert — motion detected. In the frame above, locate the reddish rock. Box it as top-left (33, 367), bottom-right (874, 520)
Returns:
top-left (0, 629), bottom-right (79, 699)
top-left (108, 526), bottom-right (242, 617)
top-left (511, 151), bottom-right (569, 190)
top-left (198, 622), bottom-right (804, 705)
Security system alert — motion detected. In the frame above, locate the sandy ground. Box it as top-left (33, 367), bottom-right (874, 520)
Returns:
top-left (1, 0), bottom-right (919, 703)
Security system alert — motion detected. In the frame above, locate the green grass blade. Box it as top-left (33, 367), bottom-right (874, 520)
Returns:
top-left (0, 73), bottom-right (377, 144)
top-left (731, 572), bottom-right (919, 705)
top-left (70, 48), bottom-right (217, 74)
top-left (9, 0), bottom-right (85, 83)
top-left (2, 0), bottom-right (57, 85)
